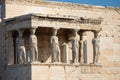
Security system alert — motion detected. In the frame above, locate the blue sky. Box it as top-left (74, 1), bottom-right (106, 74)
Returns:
top-left (49, 0), bottom-right (120, 7)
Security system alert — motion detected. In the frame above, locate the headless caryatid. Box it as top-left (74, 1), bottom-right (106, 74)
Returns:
top-left (17, 30), bottom-right (26, 64)
top-left (29, 28), bottom-right (38, 62)
top-left (51, 29), bottom-right (61, 63)
top-left (71, 30), bottom-right (80, 63)
top-left (93, 32), bottom-right (100, 64)
top-left (80, 32), bottom-right (87, 64)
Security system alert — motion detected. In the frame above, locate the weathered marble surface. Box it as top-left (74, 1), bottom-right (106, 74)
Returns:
top-left (0, 0), bottom-right (120, 80)
top-left (7, 64), bottom-right (102, 80)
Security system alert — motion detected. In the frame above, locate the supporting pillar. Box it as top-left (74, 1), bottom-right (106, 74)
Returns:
top-left (29, 28), bottom-right (38, 63)
top-left (92, 31), bottom-right (100, 64)
top-left (62, 43), bottom-right (69, 63)
top-left (71, 29), bottom-right (80, 63)
top-left (50, 28), bottom-right (61, 63)
top-left (17, 29), bottom-right (26, 64)
top-left (80, 32), bottom-right (87, 64)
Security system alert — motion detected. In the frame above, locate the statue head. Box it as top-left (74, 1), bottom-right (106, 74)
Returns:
top-left (82, 32), bottom-right (87, 40)
top-left (73, 29), bottom-right (78, 36)
top-left (30, 28), bottom-right (36, 35)
top-left (18, 29), bottom-right (23, 38)
top-left (94, 30), bottom-right (100, 38)
top-left (52, 28), bottom-right (58, 36)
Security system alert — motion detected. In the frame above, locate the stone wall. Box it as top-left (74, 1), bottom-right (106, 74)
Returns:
top-left (0, 22), bottom-right (7, 80)
top-left (5, 1), bottom-right (120, 43)
top-left (0, 0), bottom-right (120, 80)
top-left (7, 63), bottom-right (102, 80)
top-left (7, 64), bottom-right (31, 80)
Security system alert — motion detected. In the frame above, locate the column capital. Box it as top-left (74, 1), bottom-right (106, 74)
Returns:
top-left (30, 28), bottom-right (37, 35)
top-left (31, 26), bottom-right (38, 29)
top-left (52, 27), bottom-right (60, 30)
top-left (73, 29), bottom-right (79, 32)
top-left (73, 28), bottom-right (80, 36)
top-left (82, 31), bottom-right (87, 37)
top-left (93, 30), bottom-right (101, 38)
top-left (17, 29), bottom-right (24, 37)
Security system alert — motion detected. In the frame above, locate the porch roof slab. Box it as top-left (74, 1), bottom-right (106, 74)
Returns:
top-left (4, 13), bottom-right (103, 31)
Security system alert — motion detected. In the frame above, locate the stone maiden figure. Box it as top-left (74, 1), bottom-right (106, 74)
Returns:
top-left (29, 28), bottom-right (38, 62)
top-left (92, 31), bottom-right (100, 64)
top-left (17, 30), bottom-right (26, 64)
top-left (71, 29), bottom-right (80, 63)
top-left (50, 28), bottom-right (61, 63)
top-left (80, 32), bottom-right (87, 64)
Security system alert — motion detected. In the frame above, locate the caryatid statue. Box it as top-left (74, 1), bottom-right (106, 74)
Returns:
top-left (93, 31), bottom-right (100, 64)
top-left (80, 32), bottom-right (87, 64)
top-left (17, 30), bottom-right (26, 64)
top-left (51, 28), bottom-right (61, 63)
top-left (29, 28), bottom-right (38, 62)
top-left (71, 29), bottom-right (80, 63)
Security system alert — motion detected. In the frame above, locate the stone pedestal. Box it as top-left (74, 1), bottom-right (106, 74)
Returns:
top-left (7, 63), bottom-right (102, 80)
